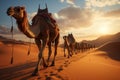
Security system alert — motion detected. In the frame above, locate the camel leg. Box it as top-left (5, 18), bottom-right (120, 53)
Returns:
top-left (51, 34), bottom-right (59, 66)
top-left (47, 42), bottom-right (52, 66)
top-left (63, 44), bottom-right (66, 57)
top-left (39, 39), bottom-right (47, 67)
top-left (31, 38), bottom-right (41, 76)
top-left (67, 45), bottom-right (73, 58)
top-left (64, 42), bottom-right (70, 58)
top-left (67, 46), bottom-right (71, 58)
top-left (70, 44), bottom-right (74, 55)
top-left (32, 38), bottom-right (47, 76)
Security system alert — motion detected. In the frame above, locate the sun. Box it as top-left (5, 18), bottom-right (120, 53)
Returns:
top-left (99, 26), bottom-right (109, 35)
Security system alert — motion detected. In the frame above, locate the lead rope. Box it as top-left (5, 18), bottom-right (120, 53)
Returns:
top-left (10, 16), bottom-right (14, 64)
top-left (10, 17), bottom-right (31, 65)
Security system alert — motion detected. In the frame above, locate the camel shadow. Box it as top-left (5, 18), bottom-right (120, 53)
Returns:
top-left (0, 61), bottom-right (37, 80)
top-left (0, 51), bottom-right (89, 80)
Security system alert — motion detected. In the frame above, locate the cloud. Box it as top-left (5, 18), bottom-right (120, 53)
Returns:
top-left (85, 0), bottom-right (120, 8)
top-left (66, 0), bottom-right (75, 4)
top-left (0, 25), bottom-right (20, 34)
top-left (28, 12), bottom-right (37, 22)
top-left (103, 9), bottom-right (120, 18)
top-left (27, 5), bottom-right (94, 34)
top-left (0, 25), bottom-right (10, 34)
top-left (60, 0), bottom-right (64, 3)
top-left (21, 5), bottom-right (120, 41)
top-left (0, 25), bottom-right (31, 42)
top-left (53, 6), bottom-right (93, 32)
top-left (60, 0), bottom-right (75, 5)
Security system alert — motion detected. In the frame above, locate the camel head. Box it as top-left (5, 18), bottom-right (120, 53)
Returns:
top-left (7, 6), bottom-right (36, 38)
top-left (68, 33), bottom-right (76, 43)
top-left (7, 6), bottom-right (25, 19)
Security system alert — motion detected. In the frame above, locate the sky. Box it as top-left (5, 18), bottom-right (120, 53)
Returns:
top-left (0, 0), bottom-right (120, 43)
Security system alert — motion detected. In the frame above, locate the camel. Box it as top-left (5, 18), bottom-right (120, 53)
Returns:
top-left (6, 5), bottom-right (60, 76)
top-left (63, 33), bottom-right (76, 58)
top-left (75, 42), bottom-right (95, 52)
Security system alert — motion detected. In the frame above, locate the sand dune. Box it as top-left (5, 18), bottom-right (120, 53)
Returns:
top-left (0, 42), bottom-right (38, 67)
top-left (83, 32), bottom-right (120, 47)
top-left (61, 42), bottom-right (120, 80)
top-left (0, 41), bottom-right (120, 80)
top-left (99, 42), bottom-right (120, 61)
top-left (62, 51), bottom-right (120, 80)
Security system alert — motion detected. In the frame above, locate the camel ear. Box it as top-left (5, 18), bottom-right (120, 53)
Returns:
top-left (21, 6), bottom-right (25, 10)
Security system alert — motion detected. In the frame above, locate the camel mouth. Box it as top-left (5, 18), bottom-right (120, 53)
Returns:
top-left (7, 11), bottom-right (14, 16)
top-left (7, 10), bottom-right (14, 16)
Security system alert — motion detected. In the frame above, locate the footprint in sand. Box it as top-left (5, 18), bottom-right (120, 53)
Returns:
top-left (45, 73), bottom-right (63, 80)
top-left (49, 73), bottom-right (64, 80)
top-left (63, 60), bottom-right (71, 68)
top-left (45, 75), bottom-right (52, 80)
top-left (57, 65), bottom-right (64, 72)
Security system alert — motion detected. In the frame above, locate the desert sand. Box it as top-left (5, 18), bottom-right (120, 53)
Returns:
top-left (0, 41), bottom-right (120, 80)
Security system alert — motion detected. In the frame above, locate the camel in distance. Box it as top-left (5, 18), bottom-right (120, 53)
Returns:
top-left (63, 33), bottom-right (96, 58)
top-left (6, 5), bottom-right (60, 76)
top-left (63, 33), bottom-right (76, 58)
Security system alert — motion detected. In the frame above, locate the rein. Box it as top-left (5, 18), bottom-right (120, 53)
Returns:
top-left (10, 16), bottom-right (14, 64)
top-left (10, 16), bottom-right (31, 64)
top-left (28, 39), bottom-right (31, 55)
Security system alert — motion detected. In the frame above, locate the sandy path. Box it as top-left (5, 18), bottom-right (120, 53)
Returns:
top-left (62, 51), bottom-right (120, 80)
top-left (0, 43), bottom-right (88, 80)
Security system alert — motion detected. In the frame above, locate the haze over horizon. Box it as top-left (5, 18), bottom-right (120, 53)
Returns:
top-left (0, 0), bottom-right (120, 42)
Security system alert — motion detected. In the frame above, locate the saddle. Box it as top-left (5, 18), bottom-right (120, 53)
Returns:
top-left (40, 13), bottom-right (57, 29)
top-left (32, 6), bottom-right (59, 31)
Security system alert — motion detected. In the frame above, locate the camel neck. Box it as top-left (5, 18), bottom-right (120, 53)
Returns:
top-left (16, 15), bottom-right (35, 38)
top-left (16, 18), bottom-right (28, 32)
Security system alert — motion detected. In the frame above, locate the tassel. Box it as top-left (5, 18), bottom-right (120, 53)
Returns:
top-left (27, 39), bottom-right (31, 56)
top-left (10, 26), bottom-right (13, 32)
top-left (27, 49), bottom-right (30, 56)
top-left (10, 16), bottom-right (14, 64)
top-left (11, 56), bottom-right (13, 64)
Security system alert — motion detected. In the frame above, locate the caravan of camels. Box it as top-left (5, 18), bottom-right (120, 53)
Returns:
top-left (6, 4), bottom-right (95, 76)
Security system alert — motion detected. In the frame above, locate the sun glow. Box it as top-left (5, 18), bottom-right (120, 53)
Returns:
top-left (99, 25), bottom-right (109, 35)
